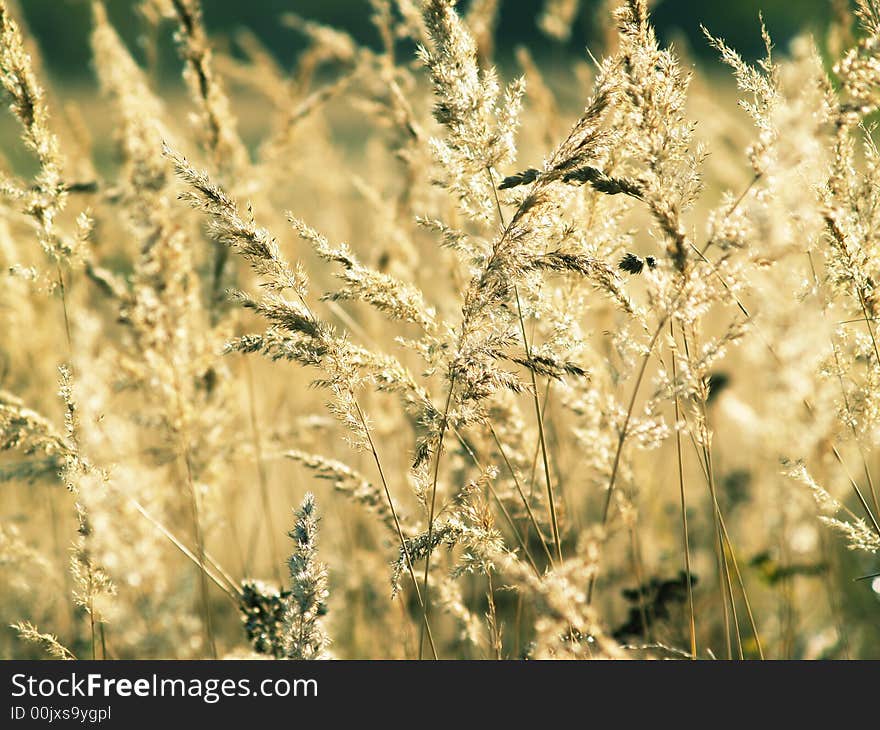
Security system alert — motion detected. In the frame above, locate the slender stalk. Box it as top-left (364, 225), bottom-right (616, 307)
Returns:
top-left (128, 498), bottom-right (239, 601)
top-left (681, 328), bottom-right (738, 659)
top-left (683, 426), bottom-right (767, 659)
top-left (676, 368), bottom-right (764, 659)
top-left (726, 172), bottom-right (762, 218)
top-left (169, 359), bottom-right (217, 658)
top-left (244, 358), bottom-right (282, 585)
top-left (352, 400), bottom-right (438, 660)
top-left (628, 525), bottom-right (652, 643)
top-left (819, 530), bottom-right (851, 659)
top-left (224, 489), bottom-right (249, 581)
top-left (56, 263), bottom-right (72, 350)
top-left (543, 397), bottom-right (574, 532)
top-left (669, 322), bottom-right (697, 659)
top-left (715, 496), bottom-right (763, 659)
top-left (527, 381), bottom-right (553, 499)
top-left (181, 447), bottom-right (217, 659)
top-left (88, 593), bottom-right (95, 660)
top-left (703, 424), bottom-right (738, 659)
top-left (854, 272), bottom-right (880, 372)
top-left (514, 593), bottom-right (523, 659)
top-left (487, 166), bottom-right (563, 562)
top-left (486, 571), bottom-right (502, 659)
top-left (446, 424), bottom-right (542, 576)
top-left (778, 512), bottom-right (795, 658)
top-left (54, 305), bottom-right (76, 649)
top-left (488, 424), bottom-right (555, 566)
top-left (586, 319), bottom-right (666, 604)
top-left (485, 478), bottom-right (543, 578)
top-left (418, 375), bottom-right (455, 660)
top-left (514, 288), bottom-right (564, 564)
top-left (686, 242), bottom-right (749, 318)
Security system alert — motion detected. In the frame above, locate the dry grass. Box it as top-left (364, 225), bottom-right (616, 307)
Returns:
top-left (0, 0), bottom-right (879, 660)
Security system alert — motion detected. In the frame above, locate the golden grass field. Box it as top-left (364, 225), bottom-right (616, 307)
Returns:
top-left (1, 0), bottom-right (879, 660)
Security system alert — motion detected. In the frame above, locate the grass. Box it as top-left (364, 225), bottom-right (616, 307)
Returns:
top-left (0, 0), bottom-right (878, 660)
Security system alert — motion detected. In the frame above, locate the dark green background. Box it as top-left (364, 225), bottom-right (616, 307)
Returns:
top-left (17, 0), bottom-right (840, 80)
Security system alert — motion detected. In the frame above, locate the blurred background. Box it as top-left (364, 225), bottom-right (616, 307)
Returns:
top-left (18, 0), bottom-right (840, 81)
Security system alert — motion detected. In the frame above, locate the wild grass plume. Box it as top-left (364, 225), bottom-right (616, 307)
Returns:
top-left (1, 0), bottom-right (879, 660)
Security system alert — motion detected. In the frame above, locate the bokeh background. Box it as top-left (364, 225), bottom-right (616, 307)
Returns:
top-left (20, 0), bottom-right (839, 80)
